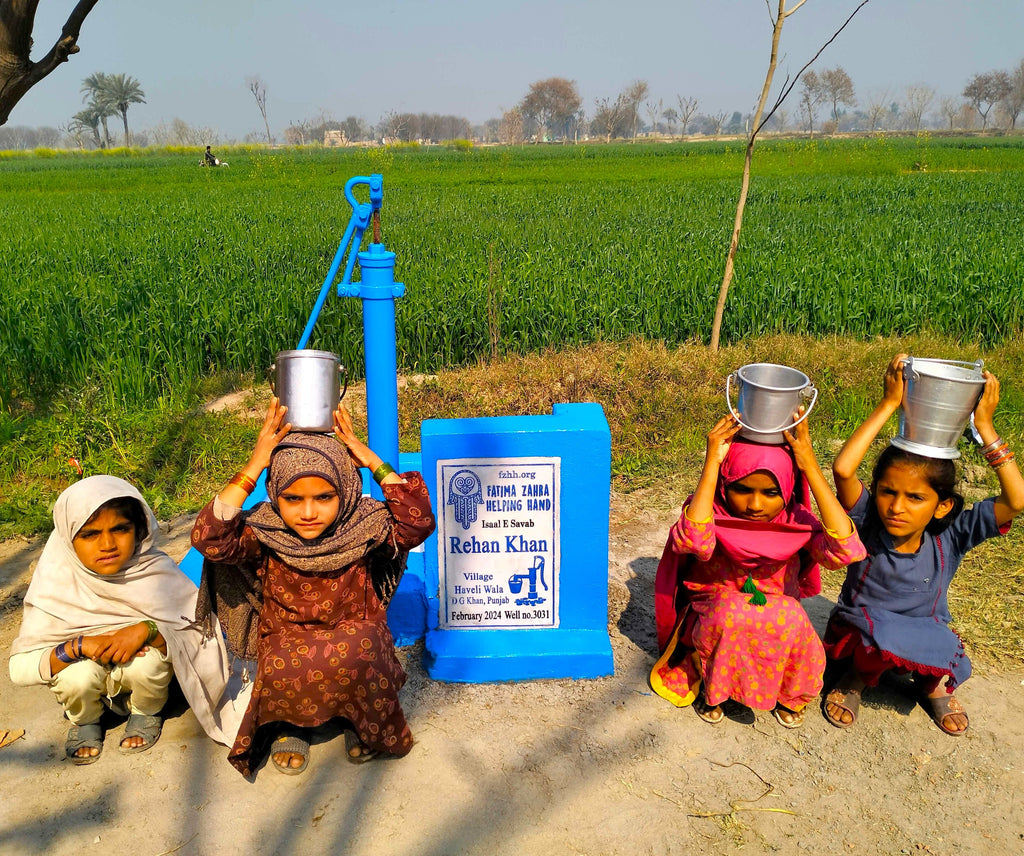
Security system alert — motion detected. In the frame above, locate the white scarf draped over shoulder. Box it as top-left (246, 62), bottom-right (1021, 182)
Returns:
top-left (11, 476), bottom-right (242, 745)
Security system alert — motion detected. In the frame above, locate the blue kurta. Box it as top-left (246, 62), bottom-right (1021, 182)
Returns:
top-left (828, 486), bottom-right (1007, 688)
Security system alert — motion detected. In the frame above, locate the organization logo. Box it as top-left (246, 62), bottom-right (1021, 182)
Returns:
top-left (447, 468), bottom-right (483, 530)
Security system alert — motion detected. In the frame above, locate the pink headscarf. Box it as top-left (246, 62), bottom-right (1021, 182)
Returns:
top-left (711, 439), bottom-right (816, 571)
top-left (654, 439), bottom-right (822, 652)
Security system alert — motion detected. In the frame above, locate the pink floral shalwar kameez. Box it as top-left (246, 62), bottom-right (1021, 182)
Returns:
top-left (663, 505), bottom-right (864, 711)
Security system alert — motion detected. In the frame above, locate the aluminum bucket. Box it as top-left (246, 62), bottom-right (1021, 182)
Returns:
top-left (726, 363), bottom-right (818, 445)
top-left (270, 349), bottom-right (346, 433)
top-left (892, 357), bottom-right (985, 460)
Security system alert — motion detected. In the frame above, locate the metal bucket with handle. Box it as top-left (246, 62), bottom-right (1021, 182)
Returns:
top-left (892, 357), bottom-right (985, 460)
top-left (726, 363), bottom-right (818, 445)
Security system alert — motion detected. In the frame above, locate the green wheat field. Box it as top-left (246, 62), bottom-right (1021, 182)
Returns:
top-left (2, 137), bottom-right (1023, 409)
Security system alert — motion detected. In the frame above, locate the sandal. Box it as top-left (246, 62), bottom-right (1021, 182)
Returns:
top-left (119, 713), bottom-right (163, 754)
top-left (271, 730), bottom-right (310, 775)
top-left (344, 730), bottom-right (380, 764)
top-left (923, 693), bottom-right (969, 736)
top-left (772, 704), bottom-right (805, 729)
top-left (824, 685), bottom-right (861, 729)
top-left (693, 692), bottom-right (724, 724)
top-left (66, 722), bottom-right (103, 765)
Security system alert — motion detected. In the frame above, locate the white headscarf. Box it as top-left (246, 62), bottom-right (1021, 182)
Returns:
top-left (11, 476), bottom-right (241, 745)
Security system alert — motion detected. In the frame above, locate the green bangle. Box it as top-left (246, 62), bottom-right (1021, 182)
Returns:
top-left (144, 620), bottom-right (159, 644)
top-left (372, 462), bottom-right (396, 483)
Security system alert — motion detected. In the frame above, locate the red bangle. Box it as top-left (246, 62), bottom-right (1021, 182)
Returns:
top-left (229, 472), bottom-right (257, 493)
top-left (984, 444), bottom-right (1009, 462)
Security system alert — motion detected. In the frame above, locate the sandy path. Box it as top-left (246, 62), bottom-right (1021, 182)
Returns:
top-left (2, 503), bottom-right (1022, 856)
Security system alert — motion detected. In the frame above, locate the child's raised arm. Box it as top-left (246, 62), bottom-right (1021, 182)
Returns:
top-left (219, 397), bottom-right (292, 508)
top-left (832, 353), bottom-right (906, 510)
top-left (333, 403), bottom-right (404, 486)
top-left (972, 372), bottom-right (1024, 526)
top-left (785, 410), bottom-right (855, 537)
top-left (688, 415), bottom-right (742, 521)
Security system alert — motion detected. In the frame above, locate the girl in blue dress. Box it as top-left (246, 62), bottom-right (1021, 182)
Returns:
top-left (824, 354), bottom-right (1024, 735)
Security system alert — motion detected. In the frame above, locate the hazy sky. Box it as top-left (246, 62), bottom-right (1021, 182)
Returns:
top-left (12, 1), bottom-right (1024, 139)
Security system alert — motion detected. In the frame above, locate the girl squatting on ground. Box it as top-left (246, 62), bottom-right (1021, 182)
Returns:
top-left (9, 477), bottom-right (236, 764)
top-left (824, 354), bottom-right (1024, 735)
top-left (651, 407), bottom-right (866, 728)
top-left (190, 398), bottom-right (435, 777)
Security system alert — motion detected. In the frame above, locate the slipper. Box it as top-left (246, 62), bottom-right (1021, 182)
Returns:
top-left (824, 685), bottom-right (861, 729)
top-left (923, 693), bottom-right (969, 737)
top-left (344, 730), bottom-right (380, 764)
top-left (693, 692), bottom-right (724, 724)
top-left (119, 713), bottom-right (163, 755)
top-left (66, 722), bottom-right (103, 765)
top-left (271, 731), bottom-right (309, 775)
top-left (772, 704), bottom-right (805, 729)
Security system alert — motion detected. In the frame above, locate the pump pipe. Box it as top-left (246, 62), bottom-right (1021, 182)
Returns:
top-left (339, 246), bottom-right (405, 499)
top-left (296, 175), bottom-right (382, 349)
top-left (294, 174), bottom-right (402, 499)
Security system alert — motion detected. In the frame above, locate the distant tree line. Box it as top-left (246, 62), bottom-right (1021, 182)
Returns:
top-left (6, 59), bottom-right (1024, 151)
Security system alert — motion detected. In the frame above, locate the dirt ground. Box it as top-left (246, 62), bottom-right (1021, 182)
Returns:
top-left (2, 495), bottom-right (1023, 856)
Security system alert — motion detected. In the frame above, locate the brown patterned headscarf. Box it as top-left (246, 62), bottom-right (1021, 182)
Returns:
top-left (244, 433), bottom-right (391, 574)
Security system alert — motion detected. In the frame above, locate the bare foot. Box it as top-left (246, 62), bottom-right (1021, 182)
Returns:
top-left (824, 671), bottom-right (866, 727)
top-left (120, 734), bottom-right (146, 751)
top-left (272, 750), bottom-right (306, 769)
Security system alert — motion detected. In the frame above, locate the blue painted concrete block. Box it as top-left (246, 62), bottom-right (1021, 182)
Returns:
top-left (420, 402), bottom-right (614, 682)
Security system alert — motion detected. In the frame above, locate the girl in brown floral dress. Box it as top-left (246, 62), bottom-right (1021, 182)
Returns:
top-left (190, 399), bottom-right (435, 776)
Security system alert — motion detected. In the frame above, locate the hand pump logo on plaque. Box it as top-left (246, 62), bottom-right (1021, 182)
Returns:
top-left (438, 458), bottom-right (560, 629)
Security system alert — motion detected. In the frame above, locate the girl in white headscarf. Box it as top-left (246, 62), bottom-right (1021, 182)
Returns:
top-left (9, 476), bottom-right (239, 764)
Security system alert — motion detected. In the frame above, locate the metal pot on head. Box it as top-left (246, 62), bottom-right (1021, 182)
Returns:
top-left (270, 349), bottom-right (347, 433)
top-left (726, 363), bottom-right (818, 445)
top-left (892, 357), bottom-right (985, 460)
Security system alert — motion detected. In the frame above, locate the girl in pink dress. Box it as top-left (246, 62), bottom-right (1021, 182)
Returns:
top-left (651, 411), bottom-right (865, 727)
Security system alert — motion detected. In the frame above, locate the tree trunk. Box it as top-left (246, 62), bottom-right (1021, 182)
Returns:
top-left (709, 0), bottom-right (869, 351)
top-left (0, 0), bottom-right (101, 126)
top-left (121, 108), bottom-right (130, 146)
top-left (710, 1), bottom-right (792, 352)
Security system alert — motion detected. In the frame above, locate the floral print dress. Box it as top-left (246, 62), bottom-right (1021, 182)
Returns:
top-left (191, 474), bottom-right (435, 775)
top-left (658, 502), bottom-right (864, 712)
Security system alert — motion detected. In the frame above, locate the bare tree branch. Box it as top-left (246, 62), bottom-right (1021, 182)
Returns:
top-left (756, 0), bottom-right (870, 136)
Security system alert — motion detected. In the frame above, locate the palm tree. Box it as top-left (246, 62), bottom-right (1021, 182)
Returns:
top-left (80, 72), bottom-right (114, 147)
top-left (102, 73), bottom-right (145, 146)
top-left (70, 106), bottom-right (103, 148)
